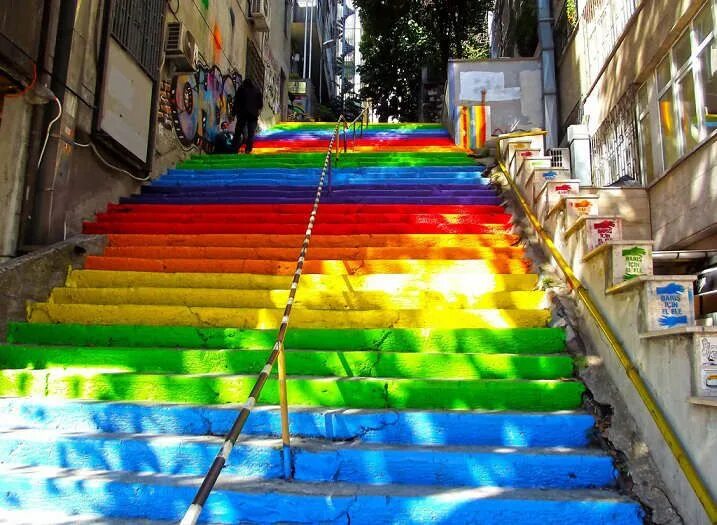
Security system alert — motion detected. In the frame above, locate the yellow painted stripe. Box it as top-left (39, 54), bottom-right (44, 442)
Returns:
top-left (49, 287), bottom-right (547, 310)
top-left (66, 270), bottom-right (539, 293)
top-left (27, 303), bottom-right (551, 329)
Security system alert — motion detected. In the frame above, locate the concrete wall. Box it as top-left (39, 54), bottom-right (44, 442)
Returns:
top-left (0, 235), bottom-right (105, 341)
top-left (648, 140), bottom-right (717, 249)
top-left (446, 58), bottom-right (544, 140)
top-left (576, 253), bottom-right (716, 525)
top-left (555, 0), bottom-right (717, 250)
top-left (501, 132), bottom-right (716, 524)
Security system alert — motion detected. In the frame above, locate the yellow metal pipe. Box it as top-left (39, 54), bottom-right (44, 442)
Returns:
top-left (495, 131), bottom-right (717, 524)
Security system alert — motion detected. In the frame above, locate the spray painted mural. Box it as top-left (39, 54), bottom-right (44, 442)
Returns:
top-left (170, 65), bottom-right (242, 150)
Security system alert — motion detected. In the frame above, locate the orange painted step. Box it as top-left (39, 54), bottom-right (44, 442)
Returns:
top-left (105, 234), bottom-right (522, 249)
top-left (100, 245), bottom-right (526, 261)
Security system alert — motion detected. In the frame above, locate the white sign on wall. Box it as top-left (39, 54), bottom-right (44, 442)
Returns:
top-left (459, 71), bottom-right (521, 102)
top-left (696, 335), bottom-right (717, 397)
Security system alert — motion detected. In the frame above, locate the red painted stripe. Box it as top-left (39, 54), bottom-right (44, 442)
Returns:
top-left (94, 212), bottom-right (513, 226)
top-left (83, 221), bottom-right (512, 235)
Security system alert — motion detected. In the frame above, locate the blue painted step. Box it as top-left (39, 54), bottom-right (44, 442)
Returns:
top-left (0, 429), bottom-right (616, 489)
top-left (0, 399), bottom-right (595, 447)
top-left (0, 466), bottom-right (644, 524)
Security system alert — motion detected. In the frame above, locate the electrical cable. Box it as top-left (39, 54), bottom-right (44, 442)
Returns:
top-left (167, 0), bottom-right (180, 17)
top-left (38, 97), bottom-right (62, 169)
top-left (73, 140), bottom-right (151, 182)
top-left (6, 63), bottom-right (37, 99)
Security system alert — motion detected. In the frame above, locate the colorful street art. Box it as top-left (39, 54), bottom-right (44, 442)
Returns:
top-left (170, 65), bottom-right (242, 150)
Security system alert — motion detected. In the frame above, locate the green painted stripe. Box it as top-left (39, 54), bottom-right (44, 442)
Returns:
top-left (0, 369), bottom-right (584, 411)
top-left (7, 324), bottom-right (566, 354)
top-left (0, 345), bottom-right (574, 380)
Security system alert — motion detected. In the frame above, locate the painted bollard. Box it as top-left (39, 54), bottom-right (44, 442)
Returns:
top-left (695, 334), bottom-right (717, 397)
top-left (642, 278), bottom-right (696, 332)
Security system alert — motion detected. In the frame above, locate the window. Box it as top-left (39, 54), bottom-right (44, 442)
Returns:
top-left (109, 0), bottom-right (165, 80)
top-left (591, 87), bottom-right (640, 186)
top-left (636, 84), bottom-right (655, 183)
top-left (649, 0), bottom-right (717, 173)
top-left (582, 0), bottom-right (639, 86)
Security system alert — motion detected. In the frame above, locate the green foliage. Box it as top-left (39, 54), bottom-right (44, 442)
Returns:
top-left (355, 0), bottom-right (492, 122)
top-left (566, 0), bottom-right (578, 29)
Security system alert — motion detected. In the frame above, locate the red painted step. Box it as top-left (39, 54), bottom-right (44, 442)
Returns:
top-left (83, 221), bottom-right (513, 235)
top-left (92, 212), bottom-right (514, 226)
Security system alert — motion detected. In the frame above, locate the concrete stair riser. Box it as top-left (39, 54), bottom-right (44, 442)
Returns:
top-left (0, 470), bottom-right (644, 524)
top-left (0, 370), bottom-right (585, 410)
top-left (7, 325), bottom-right (567, 353)
top-left (0, 431), bottom-right (617, 489)
top-left (0, 345), bottom-right (574, 379)
top-left (0, 399), bottom-right (594, 447)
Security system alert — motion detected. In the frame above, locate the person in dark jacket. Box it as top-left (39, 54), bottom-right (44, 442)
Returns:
top-left (213, 121), bottom-right (238, 154)
top-left (234, 78), bottom-right (263, 154)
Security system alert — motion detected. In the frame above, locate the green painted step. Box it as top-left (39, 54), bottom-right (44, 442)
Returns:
top-left (0, 345), bottom-right (574, 380)
top-left (0, 368), bottom-right (584, 411)
top-left (7, 324), bottom-right (566, 353)
top-left (179, 152), bottom-right (476, 169)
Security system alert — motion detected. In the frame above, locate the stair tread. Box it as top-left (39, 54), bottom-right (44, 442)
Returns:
top-left (0, 463), bottom-right (636, 501)
top-left (0, 428), bottom-right (606, 456)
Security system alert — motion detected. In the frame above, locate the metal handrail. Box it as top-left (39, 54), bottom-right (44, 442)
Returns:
top-left (495, 130), bottom-right (717, 524)
top-left (179, 117), bottom-right (347, 525)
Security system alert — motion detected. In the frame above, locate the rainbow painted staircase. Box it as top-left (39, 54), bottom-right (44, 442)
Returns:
top-left (0, 123), bottom-right (644, 523)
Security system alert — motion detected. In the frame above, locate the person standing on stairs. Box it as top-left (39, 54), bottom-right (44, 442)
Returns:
top-left (234, 78), bottom-right (263, 154)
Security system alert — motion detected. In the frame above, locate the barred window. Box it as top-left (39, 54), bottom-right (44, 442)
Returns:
top-left (590, 87), bottom-right (640, 186)
top-left (110, 0), bottom-right (165, 80)
top-left (582, 0), bottom-right (639, 86)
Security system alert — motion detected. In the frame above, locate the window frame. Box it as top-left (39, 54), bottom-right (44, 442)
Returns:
top-left (647, 0), bottom-right (717, 179)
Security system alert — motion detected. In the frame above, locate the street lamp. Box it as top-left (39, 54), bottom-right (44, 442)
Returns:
top-left (319, 39), bottom-right (336, 105)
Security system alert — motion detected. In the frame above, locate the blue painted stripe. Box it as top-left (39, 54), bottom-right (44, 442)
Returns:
top-left (0, 473), bottom-right (644, 524)
top-left (0, 432), bottom-right (616, 488)
top-left (121, 195), bottom-right (504, 205)
top-left (0, 399), bottom-right (595, 447)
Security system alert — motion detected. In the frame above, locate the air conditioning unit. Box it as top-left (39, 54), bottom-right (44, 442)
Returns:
top-left (250, 0), bottom-right (270, 32)
top-left (165, 22), bottom-right (198, 72)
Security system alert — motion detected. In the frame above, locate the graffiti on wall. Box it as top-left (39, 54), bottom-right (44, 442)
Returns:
top-left (170, 65), bottom-right (242, 150)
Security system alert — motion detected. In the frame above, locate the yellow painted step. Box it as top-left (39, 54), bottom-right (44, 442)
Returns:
top-left (49, 287), bottom-right (547, 310)
top-left (27, 303), bottom-right (551, 329)
top-left (66, 270), bottom-right (539, 293)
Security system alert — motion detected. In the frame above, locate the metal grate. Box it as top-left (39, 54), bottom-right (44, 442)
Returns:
top-left (581, 0), bottom-right (638, 86)
top-left (590, 87), bottom-right (641, 186)
top-left (246, 39), bottom-right (265, 94)
top-left (548, 148), bottom-right (571, 169)
top-left (110, 0), bottom-right (165, 80)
